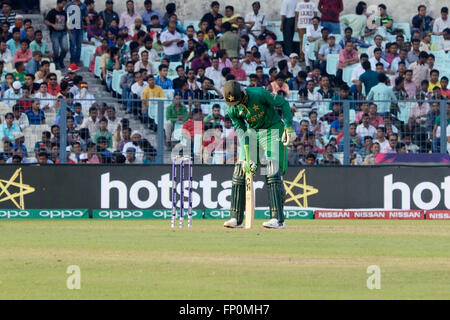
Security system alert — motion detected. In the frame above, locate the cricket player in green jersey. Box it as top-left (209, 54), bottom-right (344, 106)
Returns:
top-left (221, 80), bottom-right (297, 229)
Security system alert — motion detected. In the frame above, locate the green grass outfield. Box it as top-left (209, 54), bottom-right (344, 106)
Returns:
top-left (0, 220), bottom-right (449, 300)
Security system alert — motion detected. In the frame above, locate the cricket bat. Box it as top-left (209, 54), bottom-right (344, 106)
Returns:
top-left (245, 173), bottom-right (255, 229)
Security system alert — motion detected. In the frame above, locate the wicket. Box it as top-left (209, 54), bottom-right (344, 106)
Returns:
top-left (171, 156), bottom-right (193, 228)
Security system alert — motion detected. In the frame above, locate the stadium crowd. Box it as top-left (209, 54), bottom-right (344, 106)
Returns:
top-left (0, 0), bottom-right (448, 165)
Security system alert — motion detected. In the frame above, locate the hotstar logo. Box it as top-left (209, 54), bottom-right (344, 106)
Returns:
top-left (283, 169), bottom-right (318, 207)
top-left (0, 168), bottom-right (35, 209)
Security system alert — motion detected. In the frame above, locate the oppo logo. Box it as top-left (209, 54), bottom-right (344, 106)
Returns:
top-left (39, 210), bottom-right (85, 218)
top-left (208, 210), bottom-right (231, 218)
top-left (384, 175), bottom-right (450, 210)
top-left (0, 210), bottom-right (31, 218)
top-left (97, 210), bottom-right (144, 219)
top-left (284, 210), bottom-right (310, 218)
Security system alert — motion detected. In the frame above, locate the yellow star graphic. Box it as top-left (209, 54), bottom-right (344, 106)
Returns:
top-left (253, 105), bottom-right (259, 111)
top-left (283, 169), bottom-right (318, 207)
top-left (228, 95), bottom-right (234, 101)
top-left (0, 168), bottom-right (35, 210)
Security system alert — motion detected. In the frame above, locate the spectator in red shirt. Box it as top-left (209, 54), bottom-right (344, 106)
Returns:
top-left (318, 0), bottom-right (343, 35)
top-left (368, 103), bottom-right (384, 128)
top-left (13, 39), bottom-right (32, 63)
top-left (230, 57), bottom-right (246, 81)
top-left (337, 41), bottom-right (358, 85)
top-left (182, 108), bottom-right (205, 140)
top-left (18, 86), bottom-right (32, 111)
top-left (47, 73), bottom-right (61, 96)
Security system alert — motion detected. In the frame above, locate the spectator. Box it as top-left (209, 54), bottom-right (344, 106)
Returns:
top-left (80, 105), bottom-right (100, 134)
top-left (29, 30), bottom-right (51, 59)
top-left (433, 7), bottom-right (450, 36)
top-left (269, 74), bottom-right (290, 96)
top-left (409, 51), bottom-right (429, 89)
top-left (11, 104), bottom-right (29, 130)
top-left (320, 143), bottom-right (340, 165)
top-left (280, 0), bottom-right (297, 55)
top-left (337, 41), bottom-right (358, 85)
top-left (34, 131), bottom-right (52, 157)
top-left (160, 20), bottom-right (184, 62)
top-left (420, 32), bottom-right (437, 52)
top-left (363, 141), bottom-right (379, 165)
top-left (230, 57), bottom-right (246, 81)
top-left (34, 82), bottom-right (55, 111)
top-left (74, 82), bottom-right (95, 112)
top-left (119, 0), bottom-right (140, 29)
top-left (65, 0), bottom-right (88, 67)
top-left (6, 27), bottom-right (20, 56)
top-left (205, 57), bottom-right (222, 87)
top-left (245, 1), bottom-right (267, 39)
top-left (412, 5), bottom-right (434, 35)
top-left (25, 51), bottom-right (41, 74)
top-left (191, 47), bottom-right (212, 74)
top-left (0, 39), bottom-right (12, 64)
top-left (142, 0), bottom-right (162, 27)
top-left (316, 75), bottom-right (334, 99)
top-left (13, 39), bottom-right (31, 64)
top-left (0, 1), bottom-right (16, 27)
top-left (317, 35), bottom-right (341, 75)
top-left (288, 70), bottom-right (307, 91)
top-left (240, 51), bottom-right (257, 75)
top-left (120, 61), bottom-right (135, 106)
top-left (367, 35), bottom-right (384, 59)
top-left (87, 14), bottom-right (105, 42)
top-left (134, 50), bottom-right (156, 75)
top-left (318, 0), bottom-right (343, 35)
top-left (321, 101), bottom-right (341, 124)
top-left (165, 91), bottom-right (188, 143)
top-left (4, 80), bottom-right (22, 107)
top-left (381, 133), bottom-right (398, 153)
top-left (93, 117), bottom-right (113, 149)
top-left (329, 111), bottom-right (344, 136)
top-left (200, 1), bottom-right (223, 30)
top-left (141, 74), bottom-right (165, 129)
top-left (369, 47), bottom-right (389, 71)
top-left (26, 99), bottom-right (46, 125)
top-left (356, 114), bottom-right (376, 140)
top-left (339, 1), bottom-right (368, 41)
top-left (117, 127), bottom-right (131, 152)
top-left (155, 64), bottom-right (173, 89)
top-left (294, 0), bottom-right (318, 62)
top-left (99, 0), bottom-right (119, 31)
top-left (438, 28), bottom-right (450, 52)
top-left (358, 60), bottom-right (379, 97)
top-left (267, 43), bottom-right (288, 69)
top-left (366, 73), bottom-right (397, 116)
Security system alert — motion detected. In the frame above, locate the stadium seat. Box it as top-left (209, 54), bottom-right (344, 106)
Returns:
top-left (349, 109), bottom-right (355, 123)
top-left (431, 50), bottom-right (448, 62)
top-left (431, 35), bottom-right (443, 47)
top-left (307, 41), bottom-right (317, 61)
top-left (111, 69), bottom-right (125, 95)
top-left (4, 62), bottom-right (13, 73)
top-left (164, 89), bottom-right (174, 100)
top-left (81, 45), bottom-right (96, 68)
top-left (326, 54), bottom-right (339, 76)
top-left (183, 20), bottom-right (199, 30)
top-left (94, 56), bottom-right (102, 78)
top-left (342, 64), bottom-right (356, 87)
top-left (393, 22), bottom-right (411, 41)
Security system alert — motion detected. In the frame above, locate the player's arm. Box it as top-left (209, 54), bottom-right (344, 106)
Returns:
top-left (262, 88), bottom-right (292, 128)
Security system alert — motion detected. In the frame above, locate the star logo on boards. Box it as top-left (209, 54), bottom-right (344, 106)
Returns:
top-left (0, 168), bottom-right (35, 210)
top-left (283, 169), bottom-right (318, 207)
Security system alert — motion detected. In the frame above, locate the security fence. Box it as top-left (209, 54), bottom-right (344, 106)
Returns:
top-left (0, 96), bottom-right (448, 165)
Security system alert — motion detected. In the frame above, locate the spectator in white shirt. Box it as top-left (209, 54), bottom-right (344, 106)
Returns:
top-left (381, 133), bottom-right (398, 153)
top-left (240, 51), bottom-right (257, 75)
top-left (288, 53), bottom-right (301, 76)
top-left (356, 114), bottom-right (377, 140)
top-left (245, 1), bottom-right (267, 40)
top-left (433, 7), bottom-right (450, 35)
top-left (205, 57), bottom-right (222, 86)
top-left (374, 126), bottom-right (389, 151)
top-left (34, 82), bottom-right (55, 111)
top-left (438, 28), bottom-right (450, 52)
top-left (134, 50), bottom-right (156, 75)
top-left (160, 21), bottom-right (184, 62)
top-left (367, 35), bottom-right (384, 59)
top-left (294, 0), bottom-right (318, 62)
top-left (0, 40), bottom-right (12, 64)
top-left (369, 47), bottom-right (389, 71)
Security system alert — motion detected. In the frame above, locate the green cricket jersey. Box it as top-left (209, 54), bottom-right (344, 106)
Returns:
top-left (227, 87), bottom-right (293, 132)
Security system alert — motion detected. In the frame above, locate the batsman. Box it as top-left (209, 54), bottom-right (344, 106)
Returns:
top-left (221, 80), bottom-right (296, 229)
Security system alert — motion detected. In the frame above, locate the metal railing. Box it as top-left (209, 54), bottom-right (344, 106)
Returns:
top-left (0, 96), bottom-right (448, 165)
